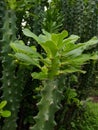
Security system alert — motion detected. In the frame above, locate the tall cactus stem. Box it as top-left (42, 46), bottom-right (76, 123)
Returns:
top-left (1, 9), bottom-right (26, 130)
top-left (30, 75), bottom-right (65, 130)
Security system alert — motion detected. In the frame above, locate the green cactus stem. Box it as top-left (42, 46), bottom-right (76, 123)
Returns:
top-left (0, 0), bottom-right (5, 42)
top-left (1, 9), bottom-right (26, 130)
top-left (30, 75), bottom-right (65, 130)
top-left (0, 0), bottom-right (6, 97)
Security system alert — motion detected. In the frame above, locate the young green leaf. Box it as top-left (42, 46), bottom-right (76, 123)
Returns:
top-left (0, 100), bottom-right (7, 109)
top-left (1, 110), bottom-right (11, 117)
top-left (51, 30), bottom-right (68, 47)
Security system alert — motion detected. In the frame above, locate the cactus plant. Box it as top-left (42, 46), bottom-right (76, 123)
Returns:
top-left (1, 1), bottom-right (28, 129)
top-left (0, 0), bottom-right (6, 97)
top-left (1, 9), bottom-right (18, 130)
top-left (10, 28), bottom-right (98, 130)
top-left (0, 0), bottom-right (5, 42)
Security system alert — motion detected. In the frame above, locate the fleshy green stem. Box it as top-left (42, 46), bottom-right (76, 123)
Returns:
top-left (31, 75), bottom-right (65, 130)
top-left (1, 10), bottom-right (26, 130)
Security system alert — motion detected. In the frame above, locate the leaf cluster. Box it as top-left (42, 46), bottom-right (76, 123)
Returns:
top-left (10, 29), bottom-right (98, 80)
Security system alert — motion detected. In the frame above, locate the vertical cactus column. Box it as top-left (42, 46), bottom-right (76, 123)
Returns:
top-left (0, 0), bottom-right (5, 95)
top-left (0, 0), bottom-right (5, 42)
top-left (1, 9), bottom-right (26, 130)
top-left (0, 2), bottom-right (6, 129)
top-left (30, 76), bottom-right (65, 130)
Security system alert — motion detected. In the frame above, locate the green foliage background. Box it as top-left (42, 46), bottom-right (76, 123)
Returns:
top-left (0, 0), bottom-right (98, 130)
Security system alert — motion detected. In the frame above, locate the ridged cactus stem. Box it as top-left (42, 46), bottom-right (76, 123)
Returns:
top-left (31, 75), bottom-right (65, 130)
top-left (0, 0), bottom-right (5, 42)
top-left (1, 10), bottom-right (25, 130)
top-left (0, 0), bottom-right (6, 92)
